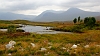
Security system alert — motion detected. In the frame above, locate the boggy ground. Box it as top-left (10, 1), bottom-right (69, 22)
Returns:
top-left (0, 30), bottom-right (100, 56)
top-left (0, 20), bottom-right (100, 56)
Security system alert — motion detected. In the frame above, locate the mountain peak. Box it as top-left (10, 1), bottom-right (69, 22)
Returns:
top-left (68, 7), bottom-right (79, 9)
top-left (34, 7), bottom-right (100, 22)
top-left (67, 7), bottom-right (84, 12)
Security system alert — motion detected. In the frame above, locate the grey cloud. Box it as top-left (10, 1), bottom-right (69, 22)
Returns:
top-left (59, 0), bottom-right (100, 8)
top-left (0, 0), bottom-right (100, 14)
top-left (0, 0), bottom-right (37, 11)
top-left (0, 0), bottom-right (57, 11)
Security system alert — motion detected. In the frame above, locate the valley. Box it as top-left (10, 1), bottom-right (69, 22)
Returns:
top-left (0, 19), bottom-right (100, 56)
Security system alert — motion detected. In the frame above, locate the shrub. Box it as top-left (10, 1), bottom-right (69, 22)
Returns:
top-left (71, 25), bottom-right (84, 33)
top-left (7, 49), bottom-right (17, 53)
top-left (84, 17), bottom-right (96, 27)
top-left (73, 18), bottom-right (77, 24)
top-left (7, 25), bottom-right (16, 33)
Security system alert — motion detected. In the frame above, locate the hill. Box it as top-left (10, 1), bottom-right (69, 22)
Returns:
top-left (34, 8), bottom-right (100, 22)
top-left (0, 12), bottom-right (36, 20)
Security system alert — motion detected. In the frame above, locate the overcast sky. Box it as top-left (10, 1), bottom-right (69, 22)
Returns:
top-left (0, 0), bottom-right (100, 15)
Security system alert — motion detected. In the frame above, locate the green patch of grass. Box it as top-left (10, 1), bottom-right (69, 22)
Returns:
top-left (7, 49), bottom-right (17, 53)
top-left (0, 20), bottom-right (100, 55)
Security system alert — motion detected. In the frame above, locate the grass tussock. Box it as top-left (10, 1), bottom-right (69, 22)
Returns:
top-left (0, 20), bottom-right (100, 56)
top-left (0, 30), bottom-right (100, 56)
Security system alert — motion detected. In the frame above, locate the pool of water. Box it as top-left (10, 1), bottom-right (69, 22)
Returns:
top-left (0, 25), bottom-right (72, 34)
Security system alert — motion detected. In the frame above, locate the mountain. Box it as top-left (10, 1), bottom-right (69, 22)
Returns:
top-left (0, 12), bottom-right (36, 20)
top-left (34, 10), bottom-right (64, 21)
top-left (95, 15), bottom-right (100, 21)
top-left (34, 8), bottom-right (100, 22)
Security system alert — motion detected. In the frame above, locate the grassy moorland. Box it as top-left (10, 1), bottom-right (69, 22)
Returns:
top-left (0, 19), bottom-right (100, 56)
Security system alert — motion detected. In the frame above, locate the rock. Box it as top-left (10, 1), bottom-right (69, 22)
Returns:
top-left (41, 48), bottom-right (47, 51)
top-left (9, 40), bottom-right (16, 45)
top-left (8, 53), bottom-right (12, 56)
top-left (5, 44), bottom-right (13, 49)
top-left (71, 44), bottom-right (77, 48)
top-left (47, 46), bottom-right (52, 48)
top-left (96, 45), bottom-right (100, 47)
top-left (62, 47), bottom-right (66, 50)
top-left (84, 45), bottom-right (89, 48)
top-left (67, 49), bottom-right (70, 52)
top-left (77, 44), bottom-right (80, 46)
top-left (5, 40), bottom-right (16, 49)
top-left (48, 42), bottom-right (52, 45)
top-left (30, 43), bottom-right (35, 47)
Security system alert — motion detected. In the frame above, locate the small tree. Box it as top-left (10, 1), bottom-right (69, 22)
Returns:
top-left (84, 17), bottom-right (96, 27)
top-left (73, 18), bottom-right (77, 24)
top-left (78, 16), bottom-right (80, 22)
top-left (91, 17), bottom-right (96, 24)
top-left (84, 17), bottom-right (89, 25)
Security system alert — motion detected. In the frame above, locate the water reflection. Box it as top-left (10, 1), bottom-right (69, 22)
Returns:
top-left (18, 25), bottom-right (72, 34)
top-left (18, 25), bottom-right (52, 32)
top-left (0, 25), bottom-right (72, 34)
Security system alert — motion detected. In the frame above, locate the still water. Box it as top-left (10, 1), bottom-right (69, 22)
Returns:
top-left (0, 25), bottom-right (72, 34)
top-left (18, 25), bottom-right (72, 34)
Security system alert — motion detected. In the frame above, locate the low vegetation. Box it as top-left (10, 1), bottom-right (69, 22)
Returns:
top-left (0, 18), bottom-right (100, 56)
top-left (0, 30), bottom-right (100, 56)
top-left (51, 17), bottom-right (100, 33)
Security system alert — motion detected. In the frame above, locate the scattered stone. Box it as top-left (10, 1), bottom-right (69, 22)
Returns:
top-left (84, 45), bottom-right (89, 48)
top-left (5, 44), bottom-right (13, 49)
top-left (47, 46), bottom-right (52, 48)
top-left (30, 43), bottom-right (35, 47)
top-left (41, 48), bottom-right (47, 51)
top-left (96, 45), bottom-right (100, 47)
top-left (48, 42), bottom-right (52, 45)
top-left (5, 40), bottom-right (16, 49)
top-left (62, 47), bottom-right (66, 50)
top-left (67, 49), bottom-right (70, 52)
top-left (71, 44), bottom-right (77, 48)
top-left (8, 53), bottom-right (12, 56)
top-left (77, 44), bottom-right (80, 46)
top-left (96, 53), bottom-right (99, 55)
top-left (9, 40), bottom-right (16, 45)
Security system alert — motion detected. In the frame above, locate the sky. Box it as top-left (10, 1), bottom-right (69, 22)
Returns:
top-left (0, 0), bottom-right (100, 15)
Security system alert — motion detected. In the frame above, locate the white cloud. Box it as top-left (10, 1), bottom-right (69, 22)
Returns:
top-left (14, 5), bottom-right (66, 15)
top-left (0, 0), bottom-right (100, 15)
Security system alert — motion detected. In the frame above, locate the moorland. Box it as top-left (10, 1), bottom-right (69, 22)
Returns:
top-left (0, 17), bottom-right (100, 56)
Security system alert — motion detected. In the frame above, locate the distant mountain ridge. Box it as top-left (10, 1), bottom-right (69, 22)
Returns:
top-left (34, 8), bottom-right (100, 22)
top-left (0, 8), bottom-right (100, 21)
top-left (34, 10), bottom-right (64, 21)
top-left (0, 12), bottom-right (36, 20)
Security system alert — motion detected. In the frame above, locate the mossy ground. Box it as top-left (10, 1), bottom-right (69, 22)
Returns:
top-left (0, 30), bottom-right (100, 56)
top-left (0, 20), bottom-right (100, 56)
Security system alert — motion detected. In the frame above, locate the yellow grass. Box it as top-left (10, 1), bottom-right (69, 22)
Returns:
top-left (0, 20), bottom-right (100, 56)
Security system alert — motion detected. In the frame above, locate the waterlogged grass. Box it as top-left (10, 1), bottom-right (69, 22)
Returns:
top-left (0, 24), bottom-right (20, 29)
top-left (0, 20), bottom-right (100, 55)
top-left (0, 30), bottom-right (100, 56)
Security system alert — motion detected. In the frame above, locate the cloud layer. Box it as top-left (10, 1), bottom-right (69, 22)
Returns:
top-left (0, 0), bottom-right (100, 15)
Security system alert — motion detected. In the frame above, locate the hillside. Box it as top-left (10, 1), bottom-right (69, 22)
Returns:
top-left (0, 12), bottom-right (36, 20)
top-left (34, 8), bottom-right (100, 22)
